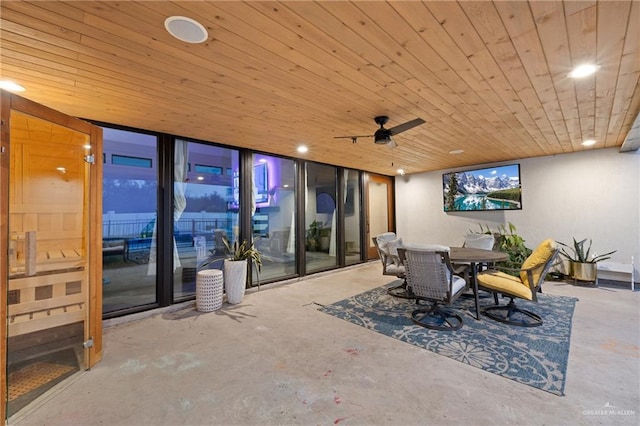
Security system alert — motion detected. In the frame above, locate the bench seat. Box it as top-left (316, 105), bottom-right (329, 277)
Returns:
top-left (597, 258), bottom-right (635, 290)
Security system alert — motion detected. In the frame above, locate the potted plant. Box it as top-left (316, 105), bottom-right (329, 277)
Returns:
top-left (306, 220), bottom-right (322, 251)
top-left (557, 238), bottom-right (616, 282)
top-left (319, 227), bottom-right (332, 252)
top-left (222, 239), bottom-right (262, 304)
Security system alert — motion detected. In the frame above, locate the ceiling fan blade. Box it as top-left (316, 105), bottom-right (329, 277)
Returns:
top-left (388, 118), bottom-right (425, 135)
top-left (333, 135), bottom-right (373, 139)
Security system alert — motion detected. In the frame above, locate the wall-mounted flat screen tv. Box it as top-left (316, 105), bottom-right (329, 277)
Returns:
top-left (443, 164), bottom-right (522, 212)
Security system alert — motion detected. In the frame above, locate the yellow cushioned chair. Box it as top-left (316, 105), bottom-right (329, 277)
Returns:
top-left (476, 239), bottom-right (559, 327)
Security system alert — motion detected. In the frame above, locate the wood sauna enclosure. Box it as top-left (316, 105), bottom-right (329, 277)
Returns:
top-left (1, 91), bottom-right (103, 422)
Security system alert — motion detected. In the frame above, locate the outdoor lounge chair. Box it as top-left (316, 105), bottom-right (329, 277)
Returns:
top-left (398, 246), bottom-right (467, 331)
top-left (477, 238), bottom-right (559, 327)
top-left (102, 239), bottom-right (127, 262)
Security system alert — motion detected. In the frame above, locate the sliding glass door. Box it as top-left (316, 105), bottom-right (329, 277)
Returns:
top-left (305, 163), bottom-right (338, 273)
top-left (344, 169), bottom-right (362, 265)
top-left (102, 128), bottom-right (158, 313)
top-left (173, 140), bottom-right (239, 299)
top-left (251, 154), bottom-right (297, 282)
top-left (97, 124), bottom-right (369, 316)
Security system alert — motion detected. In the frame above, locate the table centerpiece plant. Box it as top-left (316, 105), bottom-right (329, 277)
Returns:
top-left (475, 222), bottom-right (532, 274)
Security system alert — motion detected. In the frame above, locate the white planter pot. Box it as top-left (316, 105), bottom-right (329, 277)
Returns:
top-left (224, 259), bottom-right (248, 304)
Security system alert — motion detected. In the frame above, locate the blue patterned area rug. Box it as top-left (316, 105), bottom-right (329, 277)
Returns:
top-left (319, 282), bottom-right (577, 396)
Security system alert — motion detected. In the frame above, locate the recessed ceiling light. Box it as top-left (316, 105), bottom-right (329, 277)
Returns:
top-left (568, 64), bottom-right (600, 78)
top-left (164, 16), bottom-right (208, 44)
top-left (397, 168), bottom-right (405, 176)
top-left (297, 145), bottom-right (308, 153)
top-left (449, 149), bottom-right (464, 155)
top-left (197, 176), bottom-right (204, 181)
top-left (581, 139), bottom-right (597, 146)
top-left (0, 80), bottom-right (25, 92)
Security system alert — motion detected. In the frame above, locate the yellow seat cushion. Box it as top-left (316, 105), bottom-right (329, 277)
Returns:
top-left (520, 239), bottom-right (557, 285)
top-left (477, 271), bottom-right (533, 300)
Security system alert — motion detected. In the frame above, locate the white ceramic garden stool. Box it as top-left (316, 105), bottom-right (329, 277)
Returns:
top-left (196, 269), bottom-right (224, 312)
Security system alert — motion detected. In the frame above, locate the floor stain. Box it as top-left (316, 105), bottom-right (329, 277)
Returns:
top-left (119, 359), bottom-right (147, 373)
top-left (149, 353), bottom-right (201, 372)
top-left (600, 339), bottom-right (640, 357)
top-left (180, 398), bottom-right (192, 411)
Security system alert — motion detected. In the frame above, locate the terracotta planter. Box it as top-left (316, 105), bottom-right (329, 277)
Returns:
top-left (224, 259), bottom-right (248, 304)
top-left (571, 261), bottom-right (597, 282)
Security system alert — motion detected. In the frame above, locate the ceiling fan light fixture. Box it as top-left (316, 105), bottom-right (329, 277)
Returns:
top-left (165, 16), bottom-right (208, 44)
top-left (374, 130), bottom-right (392, 144)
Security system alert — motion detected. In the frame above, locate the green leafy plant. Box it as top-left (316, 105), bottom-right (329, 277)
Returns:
top-left (223, 238), bottom-right (262, 272)
top-left (306, 220), bottom-right (323, 250)
top-left (475, 222), bottom-right (532, 273)
top-left (557, 238), bottom-right (616, 263)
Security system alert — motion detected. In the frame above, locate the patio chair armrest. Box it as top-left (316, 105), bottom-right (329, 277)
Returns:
top-left (389, 253), bottom-right (403, 266)
top-left (484, 265), bottom-right (520, 274)
top-left (484, 262), bottom-right (550, 293)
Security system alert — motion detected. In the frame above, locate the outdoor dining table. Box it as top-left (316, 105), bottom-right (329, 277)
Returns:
top-left (449, 247), bottom-right (509, 320)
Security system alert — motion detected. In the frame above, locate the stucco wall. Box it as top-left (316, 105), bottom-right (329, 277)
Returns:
top-left (395, 147), bottom-right (639, 277)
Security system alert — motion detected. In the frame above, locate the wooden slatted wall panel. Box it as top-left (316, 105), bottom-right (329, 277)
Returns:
top-left (0, 1), bottom-right (638, 175)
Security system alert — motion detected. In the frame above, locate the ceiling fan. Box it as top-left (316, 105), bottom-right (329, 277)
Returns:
top-left (334, 115), bottom-right (425, 146)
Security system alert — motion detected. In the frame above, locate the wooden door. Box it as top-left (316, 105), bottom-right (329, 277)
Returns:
top-left (1, 92), bottom-right (103, 421)
top-left (366, 173), bottom-right (394, 259)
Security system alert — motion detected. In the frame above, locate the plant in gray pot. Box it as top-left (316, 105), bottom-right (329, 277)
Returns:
top-left (557, 238), bottom-right (616, 283)
top-left (223, 239), bottom-right (262, 304)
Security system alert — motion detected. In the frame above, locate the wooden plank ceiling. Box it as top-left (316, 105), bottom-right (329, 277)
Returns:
top-left (1, 1), bottom-right (638, 175)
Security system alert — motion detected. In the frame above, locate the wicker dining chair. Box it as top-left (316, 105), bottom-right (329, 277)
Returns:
top-left (453, 233), bottom-right (496, 278)
top-left (372, 233), bottom-right (413, 299)
top-left (398, 246), bottom-right (468, 331)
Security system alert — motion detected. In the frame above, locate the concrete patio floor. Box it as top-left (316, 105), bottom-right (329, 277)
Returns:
top-left (10, 262), bottom-right (640, 426)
